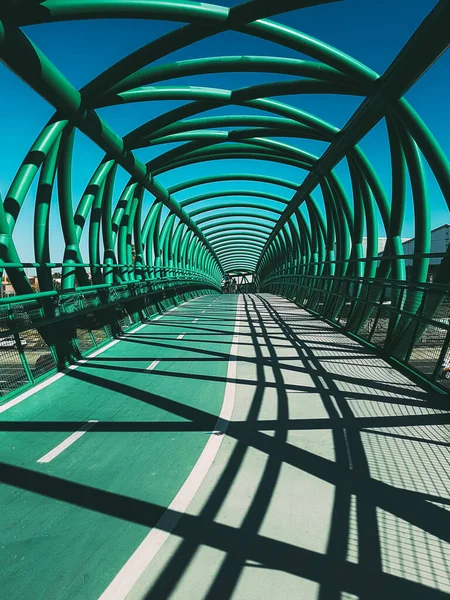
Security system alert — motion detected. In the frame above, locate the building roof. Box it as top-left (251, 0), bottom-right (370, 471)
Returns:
top-left (402, 223), bottom-right (450, 245)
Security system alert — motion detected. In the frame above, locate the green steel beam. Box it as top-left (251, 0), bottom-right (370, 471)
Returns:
top-left (256, 0), bottom-right (450, 270)
top-left (0, 0), bottom-right (448, 395)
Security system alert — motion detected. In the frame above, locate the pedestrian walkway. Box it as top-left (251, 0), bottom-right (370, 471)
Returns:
top-left (1, 294), bottom-right (449, 599)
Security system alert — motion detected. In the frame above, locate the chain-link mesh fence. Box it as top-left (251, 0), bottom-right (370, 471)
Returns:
top-left (0, 278), bottom-right (216, 403)
top-left (264, 254), bottom-right (450, 392)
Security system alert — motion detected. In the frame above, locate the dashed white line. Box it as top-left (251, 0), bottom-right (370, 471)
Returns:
top-left (37, 420), bottom-right (98, 463)
top-left (98, 295), bottom-right (242, 600)
top-left (146, 360), bottom-right (160, 371)
top-left (0, 296), bottom-right (207, 416)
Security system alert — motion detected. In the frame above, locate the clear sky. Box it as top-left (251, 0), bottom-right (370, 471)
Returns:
top-left (0, 0), bottom-right (448, 264)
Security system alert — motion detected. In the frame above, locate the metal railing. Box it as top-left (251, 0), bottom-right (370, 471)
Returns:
top-left (261, 253), bottom-right (450, 392)
top-left (0, 265), bottom-right (219, 403)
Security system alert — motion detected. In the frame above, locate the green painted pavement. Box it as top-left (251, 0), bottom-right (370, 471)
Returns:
top-left (0, 294), bottom-right (237, 600)
top-left (124, 294), bottom-right (450, 600)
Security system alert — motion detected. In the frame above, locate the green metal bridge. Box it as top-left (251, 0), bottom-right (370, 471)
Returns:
top-left (0, 1), bottom-right (450, 599)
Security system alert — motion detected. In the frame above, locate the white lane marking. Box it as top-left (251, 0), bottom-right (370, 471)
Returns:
top-left (156, 299), bottom-right (187, 317)
top-left (0, 337), bottom-right (119, 415)
top-left (0, 372), bottom-right (66, 415)
top-left (98, 295), bottom-right (242, 600)
top-left (37, 420), bottom-right (98, 463)
top-left (192, 318), bottom-right (198, 323)
top-left (128, 323), bottom-right (147, 334)
top-left (0, 299), bottom-right (200, 416)
top-left (147, 360), bottom-right (160, 371)
top-left (176, 333), bottom-right (186, 340)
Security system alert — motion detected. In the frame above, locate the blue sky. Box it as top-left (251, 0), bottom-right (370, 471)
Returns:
top-left (0, 0), bottom-right (448, 264)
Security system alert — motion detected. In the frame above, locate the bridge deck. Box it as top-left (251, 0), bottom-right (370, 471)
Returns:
top-left (0, 294), bottom-right (449, 599)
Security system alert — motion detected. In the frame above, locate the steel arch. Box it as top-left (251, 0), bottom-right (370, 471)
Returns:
top-left (0, 0), bottom-right (448, 393)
